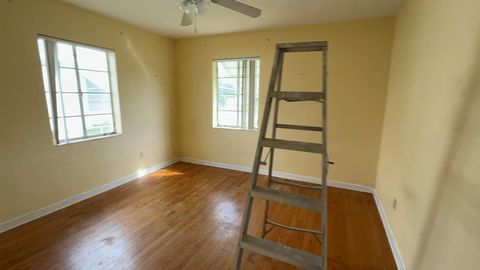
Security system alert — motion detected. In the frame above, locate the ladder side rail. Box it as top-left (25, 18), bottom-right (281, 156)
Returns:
top-left (262, 51), bottom-right (284, 238)
top-left (321, 47), bottom-right (329, 269)
top-left (234, 48), bottom-right (283, 270)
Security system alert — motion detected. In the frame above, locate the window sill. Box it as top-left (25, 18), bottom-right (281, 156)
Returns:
top-left (54, 133), bottom-right (122, 147)
top-left (212, 126), bottom-right (258, 132)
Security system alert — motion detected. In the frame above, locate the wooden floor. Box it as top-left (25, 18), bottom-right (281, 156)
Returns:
top-left (0, 162), bottom-right (396, 269)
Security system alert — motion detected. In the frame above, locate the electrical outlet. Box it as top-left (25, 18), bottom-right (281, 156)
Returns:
top-left (393, 198), bottom-right (397, 210)
top-left (139, 152), bottom-right (144, 159)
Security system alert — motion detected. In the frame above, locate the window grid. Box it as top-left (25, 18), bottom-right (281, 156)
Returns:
top-left (38, 36), bottom-right (120, 145)
top-left (214, 58), bottom-right (259, 130)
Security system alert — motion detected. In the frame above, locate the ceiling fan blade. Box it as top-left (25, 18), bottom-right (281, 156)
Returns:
top-left (181, 12), bottom-right (193, 26)
top-left (211, 0), bottom-right (262, 18)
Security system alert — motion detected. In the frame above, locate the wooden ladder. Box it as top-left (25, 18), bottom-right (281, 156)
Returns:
top-left (234, 41), bottom-right (331, 270)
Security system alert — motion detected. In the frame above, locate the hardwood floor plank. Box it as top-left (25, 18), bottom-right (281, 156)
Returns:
top-left (0, 162), bottom-right (396, 269)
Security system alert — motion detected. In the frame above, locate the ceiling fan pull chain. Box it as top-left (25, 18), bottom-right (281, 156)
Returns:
top-left (194, 13), bottom-right (197, 33)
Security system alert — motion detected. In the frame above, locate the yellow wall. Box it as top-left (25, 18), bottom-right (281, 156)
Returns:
top-left (3, 1), bottom-right (479, 267)
top-left (375, 0), bottom-right (480, 268)
top-left (0, 0), bottom-right (178, 223)
top-left (176, 17), bottom-right (395, 186)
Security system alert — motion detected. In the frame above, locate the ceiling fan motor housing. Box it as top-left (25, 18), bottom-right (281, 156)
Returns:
top-left (178, 0), bottom-right (209, 15)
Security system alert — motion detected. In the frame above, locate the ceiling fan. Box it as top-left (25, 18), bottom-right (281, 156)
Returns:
top-left (177, 0), bottom-right (262, 31)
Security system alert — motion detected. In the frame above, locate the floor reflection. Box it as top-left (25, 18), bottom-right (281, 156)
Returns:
top-left (66, 219), bottom-right (135, 270)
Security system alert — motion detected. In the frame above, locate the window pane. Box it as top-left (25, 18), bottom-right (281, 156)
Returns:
top-left (254, 95), bottom-right (259, 129)
top-left (57, 118), bottom-right (66, 141)
top-left (218, 78), bottom-right (240, 94)
top-left (254, 94), bottom-right (259, 129)
top-left (56, 43), bottom-right (75, 68)
top-left (48, 118), bottom-right (54, 132)
top-left (217, 61), bottom-right (239, 78)
top-left (79, 70), bottom-right (110, 92)
top-left (65, 117), bottom-right (84, 139)
top-left (41, 66), bottom-right (50, 91)
top-left (76, 46), bottom-right (108, 71)
top-left (218, 95), bottom-right (240, 111)
top-left (85, 114), bottom-right (114, 136)
top-left (62, 93), bottom-right (81, 116)
top-left (45, 93), bottom-right (53, 118)
top-left (82, 94), bottom-right (112, 115)
top-left (218, 111), bottom-right (239, 127)
top-left (37, 39), bottom-right (46, 66)
top-left (59, 68), bottom-right (78, 92)
top-left (56, 93), bottom-right (64, 117)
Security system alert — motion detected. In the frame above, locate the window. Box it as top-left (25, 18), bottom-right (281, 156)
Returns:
top-left (37, 36), bottom-right (122, 145)
top-left (213, 58), bottom-right (260, 130)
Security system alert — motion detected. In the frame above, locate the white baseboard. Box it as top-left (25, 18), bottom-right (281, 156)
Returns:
top-left (179, 157), bottom-right (405, 269)
top-left (0, 158), bottom-right (179, 234)
top-left (372, 189), bottom-right (406, 270)
top-left (178, 157), bottom-right (374, 193)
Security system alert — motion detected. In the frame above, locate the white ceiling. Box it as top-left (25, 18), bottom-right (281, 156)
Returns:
top-left (62, 0), bottom-right (403, 38)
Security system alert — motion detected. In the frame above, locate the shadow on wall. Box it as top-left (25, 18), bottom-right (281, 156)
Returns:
top-left (412, 43), bottom-right (480, 269)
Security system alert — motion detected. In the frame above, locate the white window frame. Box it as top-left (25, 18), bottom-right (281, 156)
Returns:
top-left (212, 58), bottom-right (260, 130)
top-left (37, 35), bottom-right (122, 145)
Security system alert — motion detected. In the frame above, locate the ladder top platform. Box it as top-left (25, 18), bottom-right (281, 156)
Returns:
top-left (277, 41), bottom-right (328, 52)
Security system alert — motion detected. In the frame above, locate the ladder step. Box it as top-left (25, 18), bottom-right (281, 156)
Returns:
top-left (261, 138), bottom-right (324, 153)
top-left (271, 178), bottom-right (323, 190)
top-left (241, 235), bottom-right (324, 270)
top-left (266, 219), bottom-right (323, 235)
top-left (271, 92), bottom-right (325, 102)
top-left (251, 186), bottom-right (324, 212)
top-left (276, 123), bottom-right (324, 132)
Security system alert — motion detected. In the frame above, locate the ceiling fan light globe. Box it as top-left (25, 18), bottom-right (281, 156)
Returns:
top-left (193, 6), bottom-right (199, 14)
top-left (177, 0), bottom-right (190, 12)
